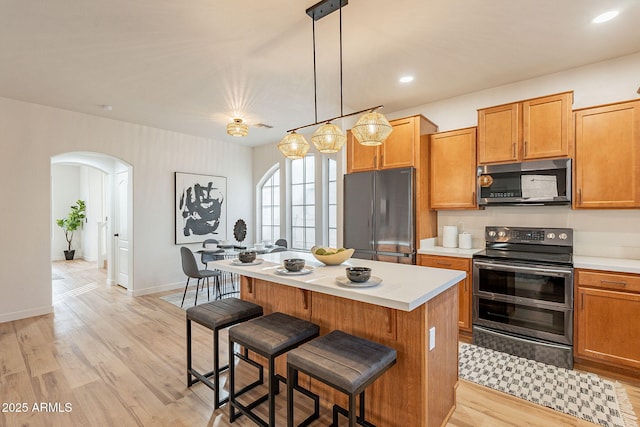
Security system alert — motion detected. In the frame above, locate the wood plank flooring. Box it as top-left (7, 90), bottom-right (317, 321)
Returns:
top-left (0, 260), bottom-right (638, 426)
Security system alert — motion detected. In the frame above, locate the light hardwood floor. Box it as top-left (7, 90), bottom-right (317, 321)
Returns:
top-left (1, 260), bottom-right (638, 427)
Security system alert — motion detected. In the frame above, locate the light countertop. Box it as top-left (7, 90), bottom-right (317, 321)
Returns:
top-left (212, 250), bottom-right (465, 312)
top-left (417, 246), bottom-right (484, 258)
top-left (574, 255), bottom-right (640, 274)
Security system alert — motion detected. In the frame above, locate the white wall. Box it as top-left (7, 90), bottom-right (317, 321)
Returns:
top-left (389, 52), bottom-right (640, 259)
top-left (51, 165), bottom-right (82, 259)
top-left (0, 97), bottom-right (253, 322)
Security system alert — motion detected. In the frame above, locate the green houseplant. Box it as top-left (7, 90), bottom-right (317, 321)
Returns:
top-left (56, 199), bottom-right (86, 260)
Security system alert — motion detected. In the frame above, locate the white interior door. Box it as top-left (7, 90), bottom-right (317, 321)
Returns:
top-left (115, 171), bottom-right (130, 288)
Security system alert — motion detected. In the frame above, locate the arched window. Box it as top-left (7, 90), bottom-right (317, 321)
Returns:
top-left (290, 156), bottom-right (315, 250)
top-left (259, 166), bottom-right (280, 243)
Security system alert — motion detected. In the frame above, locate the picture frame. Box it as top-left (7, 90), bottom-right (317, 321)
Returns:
top-left (175, 172), bottom-right (227, 244)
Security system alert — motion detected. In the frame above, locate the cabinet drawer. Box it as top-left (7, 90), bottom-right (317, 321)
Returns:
top-left (576, 270), bottom-right (640, 293)
top-left (420, 255), bottom-right (470, 271)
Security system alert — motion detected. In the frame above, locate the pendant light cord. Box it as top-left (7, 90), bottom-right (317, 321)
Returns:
top-left (312, 19), bottom-right (318, 124)
top-left (339, 3), bottom-right (343, 117)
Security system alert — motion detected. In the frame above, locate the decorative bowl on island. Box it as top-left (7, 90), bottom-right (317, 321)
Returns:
top-left (346, 267), bottom-right (372, 283)
top-left (311, 246), bottom-right (355, 265)
top-left (238, 250), bottom-right (257, 263)
top-left (283, 258), bottom-right (306, 272)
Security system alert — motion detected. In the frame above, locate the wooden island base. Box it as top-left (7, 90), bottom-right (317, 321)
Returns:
top-left (240, 276), bottom-right (459, 427)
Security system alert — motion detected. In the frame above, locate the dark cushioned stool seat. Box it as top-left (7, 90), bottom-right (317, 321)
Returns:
top-left (286, 330), bottom-right (397, 427)
top-left (187, 298), bottom-right (263, 329)
top-left (186, 298), bottom-right (263, 409)
top-left (228, 312), bottom-right (320, 427)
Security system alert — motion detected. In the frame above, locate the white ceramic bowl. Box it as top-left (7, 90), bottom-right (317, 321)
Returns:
top-left (311, 246), bottom-right (355, 265)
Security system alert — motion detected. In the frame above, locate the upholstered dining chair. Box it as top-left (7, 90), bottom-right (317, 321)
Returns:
top-left (269, 246), bottom-right (286, 253)
top-left (200, 239), bottom-right (222, 268)
top-left (180, 247), bottom-right (221, 307)
top-left (274, 238), bottom-right (288, 248)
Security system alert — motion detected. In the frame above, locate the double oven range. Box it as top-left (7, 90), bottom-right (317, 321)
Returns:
top-left (472, 226), bottom-right (574, 369)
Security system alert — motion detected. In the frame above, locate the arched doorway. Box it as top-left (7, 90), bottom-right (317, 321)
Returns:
top-left (51, 152), bottom-right (133, 291)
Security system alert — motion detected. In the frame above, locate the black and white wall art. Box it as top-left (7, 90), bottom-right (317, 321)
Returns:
top-left (175, 172), bottom-right (226, 244)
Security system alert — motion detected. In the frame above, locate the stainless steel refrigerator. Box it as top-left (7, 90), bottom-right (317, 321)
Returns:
top-left (344, 167), bottom-right (415, 264)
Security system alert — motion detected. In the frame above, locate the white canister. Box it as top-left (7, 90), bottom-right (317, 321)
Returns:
top-left (458, 232), bottom-right (473, 249)
top-left (442, 225), bottom-right (458, 248)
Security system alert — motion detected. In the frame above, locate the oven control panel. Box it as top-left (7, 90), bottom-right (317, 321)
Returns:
top-left (485, 226), bottom-right (573, 245)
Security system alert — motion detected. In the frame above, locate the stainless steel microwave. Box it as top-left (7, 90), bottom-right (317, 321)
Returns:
top-left (477, 159), bottom-right (571, 206)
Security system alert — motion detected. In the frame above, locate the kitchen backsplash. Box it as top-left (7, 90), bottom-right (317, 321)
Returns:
top-left (437, 206), bottom-right (640, 259)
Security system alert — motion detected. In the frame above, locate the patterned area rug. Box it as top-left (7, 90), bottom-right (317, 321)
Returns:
top-left (459, 343), bottom-right (638, 427)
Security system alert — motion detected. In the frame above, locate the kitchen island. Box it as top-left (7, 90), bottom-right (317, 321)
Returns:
top-left (212, 251), bottom-right (465, 426)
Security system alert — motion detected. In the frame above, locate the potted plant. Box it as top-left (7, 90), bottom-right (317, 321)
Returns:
top-left (56, 199), bottom-right (86, 260)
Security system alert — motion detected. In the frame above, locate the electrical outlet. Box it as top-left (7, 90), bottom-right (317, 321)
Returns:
top-left (429, 327), bottom-right (436, 350)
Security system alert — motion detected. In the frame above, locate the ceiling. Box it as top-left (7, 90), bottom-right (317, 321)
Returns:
top-left (2, 0), bottom-right (640, 147)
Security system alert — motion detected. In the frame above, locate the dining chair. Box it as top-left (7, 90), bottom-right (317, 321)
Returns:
top-left (201, 239), bottom-right (222, 268)
top-left (274, 238), bottom-right (288, 248)
top-left (180, 247), bottom-right (221, 307)
top-left (269, 246), bottom-right (286, 253)
top-left (200, 239), bottom-right (235, 297)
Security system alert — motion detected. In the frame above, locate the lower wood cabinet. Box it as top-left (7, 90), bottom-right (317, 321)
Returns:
top-left (419, 254), bottom-right (472, 332)
top-left (574, 269), bottom-right (640, 370)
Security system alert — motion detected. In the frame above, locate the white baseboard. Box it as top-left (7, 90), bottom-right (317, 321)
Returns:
top-left (0, 305), bottom-right (53, 323)
top-left (131, 281), bottom-right (184, 297)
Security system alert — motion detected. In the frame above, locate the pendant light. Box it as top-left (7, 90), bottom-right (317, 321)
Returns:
top-left (278, 0), bottom-right (391, 159)
top-left (351, 110), bottom-right (393, 146)
top-left (311, 122), bottom-right (346, 153)
top-left (277, 131), bottom-right (310, 159)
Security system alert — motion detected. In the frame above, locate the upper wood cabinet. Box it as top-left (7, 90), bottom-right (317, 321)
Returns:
top-left (429, 127), bottom-right (477, 210)
top-left (477, 92), bottom-right (573, 164)
top-left (573, 99), bottom-right (640, 209)
top-left (346, 115), bottom-right (437, 173)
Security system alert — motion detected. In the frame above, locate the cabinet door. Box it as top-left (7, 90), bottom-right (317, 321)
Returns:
top-left (576, 286), bottom-right (640, 370)
top-left (430, 127), bottom-right (477, 209)
top-left (418, 255), bottom-right (471, 332)
top-left (346, 130), bottom-right (379, 173)
top-left (380, 117), bottom-right (416, 169)
top-left (574, 100), bottom-right (640, 208)
top-left (477, 103), bottom-right (519, 164)
top-left (522, 92), bottom-right (573, 160)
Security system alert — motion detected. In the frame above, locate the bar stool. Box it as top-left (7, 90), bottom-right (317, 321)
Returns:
top-left (228, 312), bottom-right (320, 426)
top-left (286, 330), bottom-right (397, 427)
top-left (186, 298), bottom-right (263, 409)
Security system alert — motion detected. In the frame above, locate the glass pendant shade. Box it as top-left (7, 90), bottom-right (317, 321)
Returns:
top-left (227, 118), bottom-right (249, 137)
top-left (351, 112), bottom-right (393, 146)
top-left (277, 132), bottom-right (310, 159)
top-left (310, 122), bottom-right (346, 153)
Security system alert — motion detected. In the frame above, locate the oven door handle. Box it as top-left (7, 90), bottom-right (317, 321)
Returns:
top-left (473, 260), bottom-right (572, 276)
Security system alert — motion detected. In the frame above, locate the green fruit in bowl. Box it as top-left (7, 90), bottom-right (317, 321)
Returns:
top-left (315, 248), bottom-right (327, 255)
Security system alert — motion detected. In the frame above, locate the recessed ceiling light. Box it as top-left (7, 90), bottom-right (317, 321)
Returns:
top-left (592, 10), bottom-right (619, 23)
top-left (399, 75), bottom-right (414, 83)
